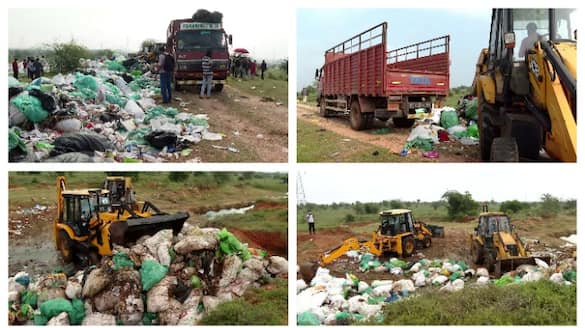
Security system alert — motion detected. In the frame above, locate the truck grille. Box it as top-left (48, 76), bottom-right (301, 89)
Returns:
top-left (176, 59), bottom-right (229, 72)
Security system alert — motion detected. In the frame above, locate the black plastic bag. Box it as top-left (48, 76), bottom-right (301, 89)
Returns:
top-left (50, 132), bottom-right (113, 156)
top-left (145, 131), bottom-right (177, 149)
top-left (29, 88), bottom-right (57, 113)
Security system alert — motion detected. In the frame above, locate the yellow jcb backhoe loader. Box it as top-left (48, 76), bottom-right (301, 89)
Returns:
top-left (470, 211), bottom-right (550, 277)
top-left (54, 176), bottom-right (189, 264)
top-left (472, 8), bottom-right (576, 162)
top-left (320, 209), bottom-right (439, 266)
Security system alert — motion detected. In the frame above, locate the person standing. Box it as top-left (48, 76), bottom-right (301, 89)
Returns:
top-left (11, 58), bottom-right (19, 79)
top-left (260, 60), bottom-right (267, 80)
top-left (200, 49), bottom-right (214, 99)
top-left (306, 210), bottom-right (316, 235)
top-left (27, 57), bottom-right (35, 80)
top-left (250, 60), bottom-right (257, 78)
top-left (240, 57), bottom-right (248, 79)
top-left (33, 58), bottom-right (44, 79)
top-left (157, 46), bottom-right (174, 104)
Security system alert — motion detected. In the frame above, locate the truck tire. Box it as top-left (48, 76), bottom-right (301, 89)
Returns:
top-left (490, 137), bottom-right (519, 162)
top-left (319, 97), bottom-right (332, 117)
top-left (423, 237), bottom-right (432, 248)
top-left (401, 236), bottom-right (416, 257)
top-left (392, 117), bottom-right (415, 128)
top-left (214, 83), bottom-right (224, 92)
top-left (479, 114), bottom-right (494, 161)
top-left (349, 100), bottom-right (366, 130)
top-left (58, 231), bottom-right (73, 263)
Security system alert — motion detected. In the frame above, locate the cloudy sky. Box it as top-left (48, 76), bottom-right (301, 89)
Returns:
top-left (8, 6), bottom-right (288, 60)
top-left (297, 8), bottom-right (492, 90)
top-left (298, 165), bottom-right (577, 204)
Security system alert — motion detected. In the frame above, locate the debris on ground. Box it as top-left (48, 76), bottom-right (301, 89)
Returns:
top-left (8, 223), bottom-right (288, 325)
top-left (297, 249), bottom-right (576, 325)
top-left (8, 58), bottom-right (224, 163)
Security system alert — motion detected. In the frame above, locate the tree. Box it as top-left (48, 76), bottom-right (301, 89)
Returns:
top-left (364, 203), bottom-right (379, 214)
top-left (344, 214), bottom-right (356, 223)
top-left (140, 39), bottom-right (158, 50)
top-left (441, 191), bottom-right (478, 219)
top-left (354, 201), bottom-right (365, 215)
top-left (500, 200), bottom-right (525, 213)
top-left (539, 193), bottom-right (561, 218)
top-left (389, 199), bottom-right (404, 209)
top-left (49, 40), bottom-right (91, 73)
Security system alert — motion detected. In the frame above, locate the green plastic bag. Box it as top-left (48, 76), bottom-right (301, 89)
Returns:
top-left (113, 253), bottom-right (135, 270)
top-left (34, 313), bottom-right (48, 325)
top-left (405, 138), bottom-right (434, 151)
top-left (297, 311), bottom-right (320, 325)
top-left (9, 129), bottom-right (27, 153)
top-left (105, 60), bottom-right (126, 72)
top-left (19, 303), bottom-right (34, 320)
top-left (143, 312), bottom-right (158, 325)
top-left (457, 260), bottom-right (468, 271)
top-left (143, 106), bottom-right (179, 124)
top-left (68, 299), bottom-right (85, 325)
top-left (216, 228), bottom-right (251, 261)
top-left (140, 260), bottom-right (168, 291)
top-left (494, 275), bottom-right (515, 286)
top-left (191, 275), bottom-right (202, 288)
top-left (359, 253), bottom-right (374, 270)
top-left (466, 124), bottom-right (479, 138)
top-left (21, 290), bottom-right (38, 308)
top-left (40, 298), bottom-right (73, 319)
top-left (390, 258), bottom-right (408, 268)
top-left (73, 74), bottom-right (98, 91)
top-left (449, 271), bottom-right (461, 281)
top-left (440, 111), bottom-right (459, 129)
top-left (465, 98), bottom-right (478, 121)
top-left (335, 311), bottom-right (352, 322)
top-left (367, 296), bottom-right (386, 304)
top-left (10, 93), bottom-right (48, 123)
top-left (563, 270), bottom-right (576, 283)
top-left (127, 127), bottom-right (152, 145)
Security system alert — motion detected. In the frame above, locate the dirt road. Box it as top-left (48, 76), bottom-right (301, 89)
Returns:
top-left (173, 84), bottom-right (288, 162)
top-left (297, 103), bottom-right (479, 162)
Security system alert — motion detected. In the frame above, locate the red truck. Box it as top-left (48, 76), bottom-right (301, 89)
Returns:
top-left (316, 22), bottom-right (450, 130)
top-left (167, 19), bottom-right (232, 92)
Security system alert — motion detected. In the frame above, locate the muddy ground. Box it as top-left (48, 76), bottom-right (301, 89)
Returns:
top-left (297, 218), bottom-right (576, 282)
top-left (170, 84), bottom-right (288, 162)
top-left (9, 201), bottom-right (287, 277)
top-left (297, 104), bottom-right (479, 162)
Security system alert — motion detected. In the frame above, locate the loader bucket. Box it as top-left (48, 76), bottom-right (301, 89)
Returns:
top-left (114, 212), bottom-right (190, 243)
top-left (494, 255), bottom-right (552, 277)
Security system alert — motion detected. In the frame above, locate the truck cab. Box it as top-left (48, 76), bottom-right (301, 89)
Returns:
top-left (168, 20), bottom-right (232, 92)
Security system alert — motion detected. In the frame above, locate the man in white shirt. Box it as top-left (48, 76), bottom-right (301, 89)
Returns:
top-left (306, 210), bottom-right (315, 235)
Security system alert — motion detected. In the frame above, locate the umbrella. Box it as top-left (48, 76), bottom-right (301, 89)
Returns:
top-left (233, 48), bottom-right (249, 54)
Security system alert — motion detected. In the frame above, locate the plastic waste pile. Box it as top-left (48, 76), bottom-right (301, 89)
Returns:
top-left (297, 250), bottom-right (576, 325)
top-left (8, 59), bottom-right (223, 163)
top-left (8, 224), bottom-right (288, 325)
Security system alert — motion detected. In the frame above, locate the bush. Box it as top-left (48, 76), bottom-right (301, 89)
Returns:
top-left (539, 193), bottom-right (561, 218)
top-left (344, 214), bottom-right (356, 223)
top-left (364, 203), bottom-right (379, 214)
top-left (168, 172), bottom-right (190, 182)
top-left (500, 200), bottom-right (525, 213)
top-left (442, 191), bottom-right (478, 219)
top-left (389, 199), bottom-right (405, 209)
top-left (49, 40), bottom-right (91, 73)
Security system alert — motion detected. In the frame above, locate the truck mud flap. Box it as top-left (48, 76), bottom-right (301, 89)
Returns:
top-left (494, 256), bottom-right (551, 277)
top-left (123, 212), bottom-right (190, 242)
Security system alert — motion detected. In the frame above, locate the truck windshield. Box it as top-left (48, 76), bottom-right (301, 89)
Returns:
top-left (513, 8), bottom-right (576, 58)
top-left (486, 215), bottom-right (511, 234)
top-left (80, 198), bottom-right (93, 222)
top-left (177, 30), bottom-right (225, 51)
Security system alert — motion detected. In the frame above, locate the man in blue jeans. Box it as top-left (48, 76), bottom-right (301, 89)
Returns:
top-left (200, 49), bottom-right (214, 99)
top-left (158, 46), bottom-right (174, 103)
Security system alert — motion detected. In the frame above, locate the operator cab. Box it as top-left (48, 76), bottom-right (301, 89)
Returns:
top-left (476, 212), bottom-right (511, 236)
top-left (379, 209), bottom-right (415, 236)
top-left (60, 189), bottom-right (110, 236)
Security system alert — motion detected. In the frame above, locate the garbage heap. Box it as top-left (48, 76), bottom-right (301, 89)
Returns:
top-left (8, 58), bottom-right (223, 163)
top-left (296, 250), bottom-right (576, 325)
top-left (401, 98), bottom-right (479, 158)
top-left (8, 224), bottom-right (288, 325)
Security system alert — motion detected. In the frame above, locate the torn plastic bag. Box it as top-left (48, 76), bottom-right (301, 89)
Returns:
top-left (29, 88), bottom-right (57, 113)
top-left (123, 100), bottom-right (145, 120)
top-left (145, 131), bottom-right (177, 150)
top-left (10, 92), bottom-right (49, 123)
top-left (45, 152), bottom-right (96, 162)
top-left (55, 118), bottom-right (82, 133)
top-left (50, 132), bottom-right (113, 156)
top-left (140, 260), bottom-right (168, 291)
top-left (298, 311), bottom-right (320, 325)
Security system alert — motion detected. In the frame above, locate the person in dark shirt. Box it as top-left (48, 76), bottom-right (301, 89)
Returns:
top-left (260, 60), bottom-right (267, 80)
top-left (200, 49), bottom-right (214, 99)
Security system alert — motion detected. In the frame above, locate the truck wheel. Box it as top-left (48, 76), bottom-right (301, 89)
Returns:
top-left (423, 237), bottom-right (432, 248)
top-left (319, 98), bottom-right (331, 117)
top-left (58, 231), bottom-right (73, 263)
top-left (401, 236), bottom-right (416, 257)
top-left (214, 84), bottom-right (224, 92)
top-left (479, 114), bottom-right (494, 161)
top-left (490, 137), bottom-right (519, 162)
top-left (392, 117), bottom-right (415, 128)
top-left (349, 100), bottom-right (366, 130)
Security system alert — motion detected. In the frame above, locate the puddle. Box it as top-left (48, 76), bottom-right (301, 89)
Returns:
top-left (204, 204), bottom-right (255, 219)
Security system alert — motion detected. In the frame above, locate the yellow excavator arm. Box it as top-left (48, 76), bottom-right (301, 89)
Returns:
top-left (320, 237), bottom-right (381, 266)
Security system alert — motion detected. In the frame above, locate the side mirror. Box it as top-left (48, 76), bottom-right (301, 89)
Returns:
top-left (315, 68), bottom-right (319, 79)
top-left (228, 35), bottom-right (233, 45)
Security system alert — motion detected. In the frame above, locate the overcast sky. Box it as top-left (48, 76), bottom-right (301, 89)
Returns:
top-left (8, 6), bottom-right (288, 60)
top-left (298, 166), bottom-right (577, 204)
top-left (297, 8), bottom-right (491, 90)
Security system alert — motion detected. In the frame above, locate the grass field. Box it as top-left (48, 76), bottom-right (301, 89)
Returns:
top-left (201, 278), bottom-right (287, 325)
top-left (297, 120), bottom-right (407, 162)
top-left (9, 172), bottom-right (287, 211)
top-left (445, 86), bottom-right (471, 107)
top-left (373, 280), bottom-right (576, 325)
top-left (227, 68), bottom-right (288, 106)
top-left (215, 205), bottom-right (288, 232)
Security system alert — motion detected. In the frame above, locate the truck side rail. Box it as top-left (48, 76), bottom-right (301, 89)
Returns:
top-left (325, 22), bottom-right (387, 63)
top-left (387, 35), bottom-right (450, 74)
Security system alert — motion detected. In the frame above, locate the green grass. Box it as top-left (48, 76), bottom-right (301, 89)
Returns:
top-left (201, 278), bottom-right (287, 325)
top-left (216, 207), bottom-right (288, 232)
top-left (297, 120), bottom-right (407, 162)
top-left (445, 86), bottom-right (471, 107)
top-left (227, 69), bottom-right (288, 106)
top-left (373, 280), bottom-right (575, 325)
